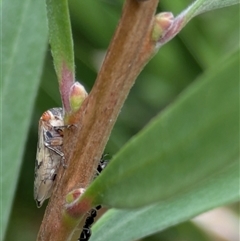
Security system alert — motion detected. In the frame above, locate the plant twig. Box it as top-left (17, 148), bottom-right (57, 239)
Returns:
top-left (37, 0), bottom-right (159, 240)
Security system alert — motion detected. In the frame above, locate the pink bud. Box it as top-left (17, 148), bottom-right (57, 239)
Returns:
top-left (152, 12), bottom-right (174, 42)
top-left (69, 82), bottom-right (88, 112)
top-left (65, 188), bottom-right (86, 204)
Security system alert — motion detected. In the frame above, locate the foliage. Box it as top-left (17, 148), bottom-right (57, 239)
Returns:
top-left (2, 0), bottom-right (239, 241)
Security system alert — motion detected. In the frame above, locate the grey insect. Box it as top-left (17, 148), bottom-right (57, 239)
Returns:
top-left (34, 107), bottom-right (65, 208)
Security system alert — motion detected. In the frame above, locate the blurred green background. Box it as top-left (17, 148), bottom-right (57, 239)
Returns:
top-left (3, 1), bottom-right (239, 241)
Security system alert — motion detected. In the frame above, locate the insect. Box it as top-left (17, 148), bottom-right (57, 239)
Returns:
top-left (78, 157), bottom-right (108, 241)
top-left (34, 107), bottom-right (65, 208)
top-left (78, 205), bottom-right (102, 241)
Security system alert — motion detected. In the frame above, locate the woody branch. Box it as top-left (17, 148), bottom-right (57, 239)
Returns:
top-left (37, 0), bottom-right (159, 240)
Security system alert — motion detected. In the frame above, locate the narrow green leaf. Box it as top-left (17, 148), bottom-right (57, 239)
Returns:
top-left (46, 0), bottom-right (75, 112)
top-left (46, 0), bottom-right (75, 81)
top-left (91, 161), bottom-right (239, 241)
top-left (182, 0), bottom-right (239, 23)
top-left (157, 0), bottom-right (239, 48)
top-left (1, 0), bottom-right (48, 239)
top-left (84, 49), bottom-right (239, 209)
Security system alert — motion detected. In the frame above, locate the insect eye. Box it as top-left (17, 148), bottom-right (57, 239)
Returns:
top-left (54, 115), bottom-right (61, 121)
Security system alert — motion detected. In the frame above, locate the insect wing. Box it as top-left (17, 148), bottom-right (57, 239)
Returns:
top-left (34, 108), bottom-right (64, 208)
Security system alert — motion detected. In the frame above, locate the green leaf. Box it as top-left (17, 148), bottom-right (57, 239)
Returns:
top-left (1, 0), bottom-right (48, 238)
top-left (160, 2), bottom-right (239, 69)
top-left (183, 0), bottom-right (239, 23)
top-left (46, 0), bottom-right (75, 81)
top-left (88, 49), bottom-right (239, 241)
top-left (84, 49), bottom-right (239, 208)
top-left (143, 221), bottom-right (210, 241)
top-left (91, 161), bottom-right (238, 241)
top-left (157, 0), bottom-right (239, 48)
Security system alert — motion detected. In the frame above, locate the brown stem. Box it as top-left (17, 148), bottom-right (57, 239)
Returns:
top-left (37, 0), bottom-right (159, 240)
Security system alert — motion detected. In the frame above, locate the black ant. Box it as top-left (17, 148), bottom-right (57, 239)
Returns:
top-left (78, 157), bottom-right (108, 241)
